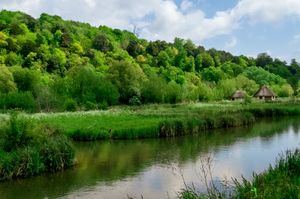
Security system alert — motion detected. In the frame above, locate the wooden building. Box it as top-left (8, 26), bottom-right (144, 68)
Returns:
top-left (254, 85), bottom-right (276, 100)
top-left (231, 90), bottom-right (246, 101)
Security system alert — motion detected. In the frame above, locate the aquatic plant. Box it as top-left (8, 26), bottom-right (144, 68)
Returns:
top-left (0, 113), bottom-right (75, 181)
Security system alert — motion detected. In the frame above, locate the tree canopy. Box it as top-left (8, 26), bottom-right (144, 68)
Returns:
top-left (0, 10), bottom-right (299, 111)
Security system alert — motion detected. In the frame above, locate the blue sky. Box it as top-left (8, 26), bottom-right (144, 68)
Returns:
top-left (2, 0), bottom-right (300, 62)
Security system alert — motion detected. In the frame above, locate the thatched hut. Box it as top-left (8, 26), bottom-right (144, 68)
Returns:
top-left (231, 90), bottom-right (246, 101)
top-left (254, 85), bottom-right (276, 100)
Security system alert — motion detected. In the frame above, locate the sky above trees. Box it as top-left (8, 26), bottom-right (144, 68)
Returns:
top-left (1, 0), bottom-right (300, 62)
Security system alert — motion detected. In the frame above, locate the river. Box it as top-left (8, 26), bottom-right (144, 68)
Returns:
top-left (0, 117), bottom-right (300, 199)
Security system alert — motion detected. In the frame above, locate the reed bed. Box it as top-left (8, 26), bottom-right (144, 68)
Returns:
top-left (0, 114), bottom-right (75, 181)
top-left (27, 102), bottom-right (300, 141)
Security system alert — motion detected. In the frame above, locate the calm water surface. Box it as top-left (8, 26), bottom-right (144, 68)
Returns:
top-left (0, 117), bottom-right (300, 199)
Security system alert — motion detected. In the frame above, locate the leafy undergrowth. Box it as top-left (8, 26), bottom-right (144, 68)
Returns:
top-left (0, 113), bottom-right (75, 181)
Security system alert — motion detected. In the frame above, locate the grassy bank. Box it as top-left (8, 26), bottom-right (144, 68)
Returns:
top-left (0, 102), bottom-right (299, 181)
top-left (28, 102), bottom-right (300, 141)
top-left (234, 150), bottom-right (300, 199)
top-left (179, 149), bottom-right (300, 199)
top-left (0, 114), bottom-right (75, 181)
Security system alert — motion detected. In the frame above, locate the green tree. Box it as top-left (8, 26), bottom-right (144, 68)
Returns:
top-left (0, 64), bottom-right (17, 93)
top-left (47, 48), bottom-right (67, 73)
top-left (0, 31), bottom-right (8, 47)
top-left (126, 39), bottom-right (143, 57)
top-left (93, 34), bottom-right (113, 52)
top-left (201, 53), bottom-right (215, 68)
top-left (5, 52), bottom-right (22, 66)
top-left (108, 60), bottom-right (145, 103)
top-left (235, 75), bottom-right (259, 95)
top-left (141, 75), bottom-right (168, 103)
top-left (256, 53), bottom-right (273, 68)
top-left (11, 66), bottom-right (40, 92)
top-left (195, 54), bottom-right (202, 72)
top-left (68, 65), bottom-right (119, 105)
top-left (184, 56), bottom-right (195, 72)
top-left (157, 51), bottom-right (170, 67)
top-left (202, 67), bottom-right (224, 83)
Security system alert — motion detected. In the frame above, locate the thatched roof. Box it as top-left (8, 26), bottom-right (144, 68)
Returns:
top-left (232, 90), bottom-right (246, 99)
top-left (254, 85), bottom-right (276, 97)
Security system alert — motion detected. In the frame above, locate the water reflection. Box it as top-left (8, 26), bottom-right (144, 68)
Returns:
top-left (0, 117), bottom-right (299, 199)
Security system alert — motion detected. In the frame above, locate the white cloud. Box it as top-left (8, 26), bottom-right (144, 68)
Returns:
top-left (180, 0), bottom-right (193, 12)
top-left (1, 0), bottom-right (300, 44)
top-left (225, 37), bottom-right (237, 49)
top-left (293, 33), bottom-right (300, 41)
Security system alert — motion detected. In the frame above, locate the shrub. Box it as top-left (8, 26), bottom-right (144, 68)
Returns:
top-left (244, 95), bottom-right (252, 104)
top-left (0, 114), bottom-right (75, 181)
top-left (129, 96), bottom-right (141, 106)
top-left (98, 101), bottom-right (108, 110)
top-left (0, 91), bottom-right (36, 112)
top-left (2, 113), bottom-right (34, 152)
top-left (64, 99), bottom-right (77, 112)
top-left (84, 101), bottom-right (98, 111)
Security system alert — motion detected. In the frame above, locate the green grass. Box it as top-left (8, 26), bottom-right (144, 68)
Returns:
top-left (0, 102), bottom-right (300, 181)
top-left (179, 150), bottom-right (300, 199)
top-left (234, 150), bottom-right (300, 199)
top-left (0, 113), bottom-right (75, 181)
top-left (21, 101), bottom-right (300, 141)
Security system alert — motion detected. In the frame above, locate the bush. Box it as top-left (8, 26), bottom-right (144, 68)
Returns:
top-left (0, 114), bottom-right (75, 181)
top-left (0, 91), bottom-right (36, 112)
top-left (129, 96), bottom-right (141, 106)
top-left (64, 99), bottom-right (77, 112)
top-left (2, 113), bottom-right (34, 152)
top-left (244, 95), bottom-right (252, 104)
top-left (98, 101), bottom-right (108, 110)
top-left (84, 101), bottom-right (97, 110)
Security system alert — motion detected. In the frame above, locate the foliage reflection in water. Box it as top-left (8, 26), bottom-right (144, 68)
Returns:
top-left (0, 117), bottom-right (299, 199)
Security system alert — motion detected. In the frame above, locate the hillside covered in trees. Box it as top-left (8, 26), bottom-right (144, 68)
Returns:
top-left (0, 10), bottom-right (299, 112)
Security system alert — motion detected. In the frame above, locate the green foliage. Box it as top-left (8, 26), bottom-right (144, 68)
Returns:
top-left (201, 53), bottom-right (215, 68)
top-left (271, 84), bottom-right (294, 97)
top-left (126, 39), bottom-right (143, 57)
top-left (68, 65), bottom-right (119, 105)
top-left (202, 67), bottom-right (225, 83)
top-left (0, 64), bottom-right (17, 93)
top-left (63, 99), bottom-right (77, 112)
top-left (142, 77), bottom-right (182, 103)
top-left (179, 150), bottom-right (300, 199)
top-left (0, 91), bottom-right (36, 111)
top-left (10, 66), bottom-right (40, 91)
top-left (47, 48), bottom-right (66, 73)
top-left (235, 75), bottom-right (259, 95)
top-left (129, 96), bottom-right (142, 106)
top-left (141, 75), bottom-right (171, 103)
top-left (234, 150), bottom-right (300, 199)
top-left (28, 102), bottom-right (300, 141)
top-left (93, 34), bottom-right (113, 52)
top-left (2, 113), bottom-right (34, 152)
top-left (243, 66), bottom-right (286, 86)
top-left (108, 60), bottom-right (145, 103)
top-left (0, 114), bottom-right (75, 180)
top-left (0, 10), bottom-right (298, 112)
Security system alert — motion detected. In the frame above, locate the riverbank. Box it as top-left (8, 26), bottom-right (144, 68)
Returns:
top-left (29, 102), bottom-right (300, 140)
top-left (234, 150), bottom-right (300, 198)
top-left (0, 101), bottom-right (300, 181)
top-left (0, 114), bottom-right (75, 181)
top-left (1, 116), bottom-right (299, 198)
top-left (179, 149), bottom-right (300, 199)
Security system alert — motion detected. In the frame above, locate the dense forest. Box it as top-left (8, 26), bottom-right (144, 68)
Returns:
top-left (0, 10), bottom-right (299, 112)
